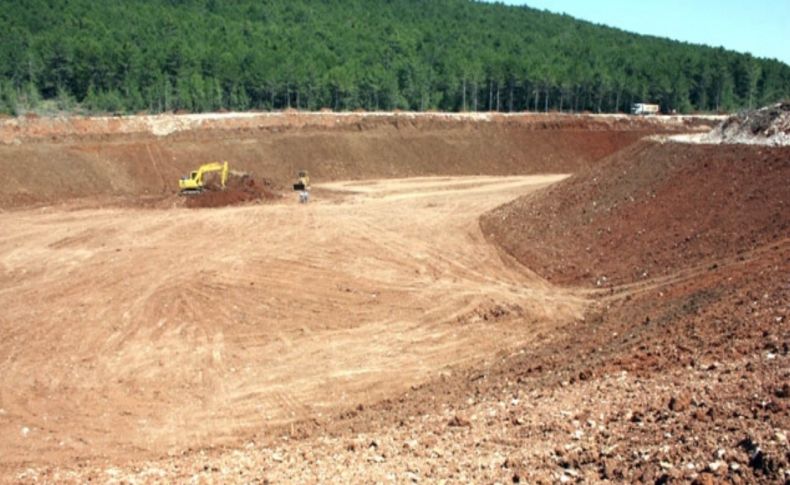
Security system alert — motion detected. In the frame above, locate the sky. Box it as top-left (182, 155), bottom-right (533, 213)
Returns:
top-left (490, 0), bottom-right (790, 65)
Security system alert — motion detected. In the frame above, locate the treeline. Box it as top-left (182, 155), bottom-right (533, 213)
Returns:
top-left (0, 0), bottom-right (788, 115)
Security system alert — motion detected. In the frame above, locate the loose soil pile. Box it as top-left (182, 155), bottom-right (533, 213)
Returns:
top-left (184, 173), bottom-right (279, 208)
top-left (702, 101), bottom-right (790, 146)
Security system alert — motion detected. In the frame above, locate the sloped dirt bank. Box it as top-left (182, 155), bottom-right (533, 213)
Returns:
top-left (481, 141), bottom-right (790, 287)
top-left (0, 113), bottom-right (715, 209)
top-left (471, 140), bottom-right (790, 482)
top-left (17, 234), bottom-right (787, 483)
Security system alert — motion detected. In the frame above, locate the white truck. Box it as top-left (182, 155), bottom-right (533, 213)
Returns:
top-left (632, 103), bottom-right (661, 115)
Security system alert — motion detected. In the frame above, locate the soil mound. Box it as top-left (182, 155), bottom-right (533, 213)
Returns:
top-left (702, 101), bottom-right (790, 145)
top-left (475, 129), bottom-right (790, 483)
top-left (481, 140), bottom-right (790, 286)
top-left (184, 173), bottom-right (279, 208)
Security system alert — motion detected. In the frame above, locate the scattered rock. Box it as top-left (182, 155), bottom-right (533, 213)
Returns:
top-left (692, 473), bottom-right (716, 485)
top-left (448, 414), bottom-right (471, 427)
top-left (669, 392), bottom-right (692, 412)
top-left (707, 460), bottom-right (725, 475)
top-left (774, 383), bottom-right (789, 398)
top-left (368, 454), bottom-right (385, 464)
top-left (404, 471), bottom-right (420, 482)
top-left (600, 459), bottom-right (617, 480)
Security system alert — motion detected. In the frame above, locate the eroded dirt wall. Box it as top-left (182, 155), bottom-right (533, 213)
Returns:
top-left (0, 114), bottom-right (714, 208)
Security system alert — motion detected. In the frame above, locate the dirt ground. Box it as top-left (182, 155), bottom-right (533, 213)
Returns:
top-left (0, 175), bottom-right (585, 470)
top-left (1, 111), bottom-right (786, 483)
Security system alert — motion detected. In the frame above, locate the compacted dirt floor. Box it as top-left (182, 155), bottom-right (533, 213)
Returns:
top-left (0, 175), bottom-right (585, 471)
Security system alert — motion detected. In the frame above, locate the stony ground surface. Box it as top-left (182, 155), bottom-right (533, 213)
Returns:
top-left (14, 308), bottom-right (788, 483)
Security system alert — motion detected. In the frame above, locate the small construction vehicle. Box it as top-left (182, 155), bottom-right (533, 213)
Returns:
top-left (179, 161), bottom-right (229, 195)
top-left (293, 170), bottom-right (310, 203)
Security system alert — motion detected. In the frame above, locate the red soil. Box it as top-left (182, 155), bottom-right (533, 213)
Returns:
top-left (474, 140), bottom-right (790, 482)
top-left (481, 141), bottom-right (790, 286)
top-left (184, 174), bottom-right (280, 208)
top-left (8, 112), bottom-right (786, 483)
top-left (0, 113), bottom-right (715, 209)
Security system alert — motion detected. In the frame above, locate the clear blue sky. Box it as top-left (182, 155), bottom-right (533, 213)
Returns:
top-left (489, 0), bottom-right (790, 65)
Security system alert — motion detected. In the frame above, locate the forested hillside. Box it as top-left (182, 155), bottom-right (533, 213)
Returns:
top-left (0, 0), bottom-right (788, 115)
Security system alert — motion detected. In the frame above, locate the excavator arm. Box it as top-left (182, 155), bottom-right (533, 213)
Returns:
top-left (195, 162), bottom-right (229, 187)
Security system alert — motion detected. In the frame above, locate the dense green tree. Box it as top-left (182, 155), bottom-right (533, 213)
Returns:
top-left (0, 0), bottom-right (787, 115)
top-left (0, 80), bottom-right (18, 115)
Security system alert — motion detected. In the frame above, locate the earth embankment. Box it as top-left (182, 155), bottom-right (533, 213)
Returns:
top-left (476, 139), bottom-right (789, 482)
top-left (481, 140), bottom-right (790, 286)
top-left (0, 112), bottom-right (714, 208)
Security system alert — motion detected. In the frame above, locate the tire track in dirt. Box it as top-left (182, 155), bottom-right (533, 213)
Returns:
top-left (0, 175), bottom-right (587, 467)
top-left (578, 236), bottom-right (790, 302)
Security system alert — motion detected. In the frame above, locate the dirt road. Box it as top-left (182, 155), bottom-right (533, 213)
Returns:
top-left (0, 175), bottom-right (585, 468)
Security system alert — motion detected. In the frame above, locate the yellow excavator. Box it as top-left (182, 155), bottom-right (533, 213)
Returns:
top-left (179, 161), bottom-right (229, 195)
